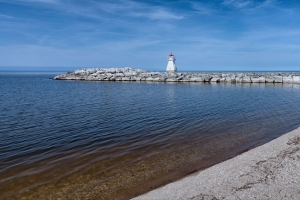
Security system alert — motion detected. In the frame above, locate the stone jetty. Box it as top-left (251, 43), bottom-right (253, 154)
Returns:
top-left (53, 68), bottom-right (300, 84)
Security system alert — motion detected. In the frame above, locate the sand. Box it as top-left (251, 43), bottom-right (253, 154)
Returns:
top-left (133, 127), bottom-right (300, 200)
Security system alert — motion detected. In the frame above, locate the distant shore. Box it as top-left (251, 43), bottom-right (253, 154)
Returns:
top-left (53, 67), bottom-right (300, 84)
top-left (133, 127), bottom-right (300, 200)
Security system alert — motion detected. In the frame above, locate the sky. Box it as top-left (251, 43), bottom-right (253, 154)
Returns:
top-left (0, 0), bottom-right (300, 71)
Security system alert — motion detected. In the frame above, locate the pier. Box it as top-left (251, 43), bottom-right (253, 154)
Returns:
top-left (54, 68), bottom-right (300, 84)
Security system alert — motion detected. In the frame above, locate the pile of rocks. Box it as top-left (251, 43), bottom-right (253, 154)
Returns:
top-left (53, 68), bottom-right (300, 84)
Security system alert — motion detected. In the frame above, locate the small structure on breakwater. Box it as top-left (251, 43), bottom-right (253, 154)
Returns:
top-left (166, 53), bottom-right (177, 73)
top-left (53, 67), bottom-right (300, 84)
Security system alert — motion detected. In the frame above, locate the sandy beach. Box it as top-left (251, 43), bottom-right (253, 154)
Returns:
top-left (133, 127), bottom-right (300, 200)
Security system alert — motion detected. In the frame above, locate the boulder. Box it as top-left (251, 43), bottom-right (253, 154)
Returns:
top-left (135, 77), bottom-right (142, 81)
top-left (274, 76), bottom-right (283, 83)
top-left (177, 76), bottom-right (184, 81)
top-left (251, 77), bottom-right (260, 83)
top-left (166, 78), bottom-right (177, 82)
top-left (115, 73), bottom-right (125, 77)
top-left (235, 77), bottom-right (243, 83)
top-left (190, 77), bottom-right (204, 82)
top-left (220, 78), bottom-right (226, 82)
top-left (159, 77), bottom-right (167, 82)
top-left (109, 77), bottom-right (116, 81)
top-left (150, 72), bottom-right (160, 76)
top-left (293, 76), bottom-right (300, 83)
top-left (139, 73), bottom-right (148, 77)
top-left (122, 77), bottom-right (130, 81)
top-left (124, 72), bottom-right (137, 76)
top-left (107, 68), bottom-right (116, 73)
top-left (204, 77), bottom-right (211, 82)
top-left (265, 77), bottom-right (274, 83)
top-left (225, 76), bottom-right (236, 83)
top-left (211, 75), bottom-right (220, 78)
top-left (210, 78), bottom-right (220, 82)
top-left (123, 67), bottom-right (132, 72)
top-left (146, 77), bottom-right (154, 81)
top-left (225, 77), bottom-right (231, 82)
top-left (90, 73), bottom-right (98, 77)
top-left (74, 69), bottom-right (86, 75)
top-left (105, 75), bottom-right (113, 80)
top-left (166, 73), bottom-right (177, 78)
top-left (135, 69), bottom-right (147, 73)
top-left (53, 75), bottom-right (61, 80)
top-left (152, 77), bottom-right (160, 82)
top-left (86, 76), bottom-right (96, 81)
top-left (96, 76), bottom-right (105, 81)
top-left (181, 77), bottom-right (190, 82)
top-left (259, 77), bottom-right (266, 83)
top-left (282, 76), bottom-right (293, 83)
top-left (242, 77), bottom-right (251, 83)
top-left (237, 73), bottom-right (244, 77)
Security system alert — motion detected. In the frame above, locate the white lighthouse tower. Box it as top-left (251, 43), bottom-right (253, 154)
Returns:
top-left (166, 53), bottom-right (177, 73)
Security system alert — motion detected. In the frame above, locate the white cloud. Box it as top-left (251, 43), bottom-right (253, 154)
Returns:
top-left (255, 0), bottom-right (276, 9)
top-left (95, 1), bottom-right (184, 20)
top-left (0, 0), bottom-right (184, 21)
top-left (222, 0), bottom-right (276, 9)
top-left (0, 14), bottom-right (15, 19)
top-left (1, 0), bottom-right (299, 71)
top-left (132, 8), bottom-right (184, 20)
top-left (190, 2), bottom-right (213, 14)
top-left (25, 0), bottom-right (60, 3)
top-left (223, 0), bottom-right (253, 8)
top-left (0, 0), bottom-right (60, 4)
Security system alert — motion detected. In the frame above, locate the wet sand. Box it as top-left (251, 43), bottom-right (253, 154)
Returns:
top-left (133, 127), bottom-right (300, 200)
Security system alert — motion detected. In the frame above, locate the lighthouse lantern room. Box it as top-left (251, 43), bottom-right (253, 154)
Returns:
top-left (166, 53), bottom-right (177, 73)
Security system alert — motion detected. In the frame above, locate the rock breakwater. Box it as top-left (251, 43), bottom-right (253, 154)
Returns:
top-left (53, 68), bottom-right (300, 84)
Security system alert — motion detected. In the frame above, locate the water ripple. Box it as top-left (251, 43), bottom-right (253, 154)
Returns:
top-left (1, 74), bottom-right (300, 198)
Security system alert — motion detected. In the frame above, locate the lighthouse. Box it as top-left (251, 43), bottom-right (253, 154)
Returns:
top-left (166, 53), bottom-right (177, 73)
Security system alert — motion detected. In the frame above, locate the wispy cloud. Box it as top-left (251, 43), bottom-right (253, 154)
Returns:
top-left (223, 0), bottom-right (253, 8)
top-left (0, 0), bottom-right (60, 4)
top-left (131, 8), bottom-right (184, 20)
top-left (0, 0), bottom-right (183, 21)
top-left (92, 0), bottom-right (184, 20)
top-left (0, 0), bottom-right (300, 70)
top-left (222, 0), bottom-right (276, 9)
top-left (190, 2), bottom-right (213, 15)
top-left (25, 0), bottom-right (60, 3)
top-left (0, 14), bottom-right (15, 19)
top-left (255, 0), bottom-right (276, 9)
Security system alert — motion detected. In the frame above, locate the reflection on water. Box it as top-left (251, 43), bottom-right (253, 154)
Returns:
top-left (0, 74), bottom-right (300, 199)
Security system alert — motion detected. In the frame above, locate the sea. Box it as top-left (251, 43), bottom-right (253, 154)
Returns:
top-left (1, 72), bottom-right (300, 199)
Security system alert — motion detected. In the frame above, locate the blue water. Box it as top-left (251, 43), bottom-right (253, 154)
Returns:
top-left (1, 73), bottom-right (300, 199)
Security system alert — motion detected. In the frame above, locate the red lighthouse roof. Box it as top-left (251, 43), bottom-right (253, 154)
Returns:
top-left (169, 53), bottom-right (174, 56)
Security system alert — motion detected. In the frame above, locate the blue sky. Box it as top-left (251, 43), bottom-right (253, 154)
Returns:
top-left (0, 0), bottom-right (300, 71)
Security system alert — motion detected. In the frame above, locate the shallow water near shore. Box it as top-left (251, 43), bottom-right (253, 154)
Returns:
top-left (1, 73), bottom-right (300, 199)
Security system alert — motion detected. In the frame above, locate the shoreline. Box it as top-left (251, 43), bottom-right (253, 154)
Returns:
top-left (133, 127), bottom-right (300, 200)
